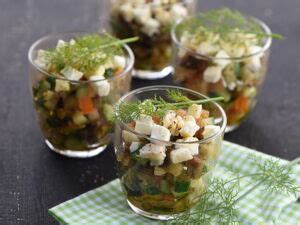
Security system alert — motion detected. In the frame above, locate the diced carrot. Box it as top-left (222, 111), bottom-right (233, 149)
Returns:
top-left (78, 96), bottom-right (94, 114)
top-left (114, 67), bottom-right (123, 75)
top-left (233, 96), bottom-right (249, 114)
top-left (152, 114), bottom-right (161, 124)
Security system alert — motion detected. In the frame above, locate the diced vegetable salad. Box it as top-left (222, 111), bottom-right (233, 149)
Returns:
top-left (115, 90), bottom-right (223, 215)
top-left (31, 33), bottom-right (132, 151)
top-left (110, 0), bottom-right (193, 71)
top-left (173, 8), bottom-right (272, 128)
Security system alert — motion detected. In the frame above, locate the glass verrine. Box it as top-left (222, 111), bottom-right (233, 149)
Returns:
top-left (172, 13), bottom-right (272, 132)
top-left (114, 85), bottom-right (226, 220)
top-left (109, 0), bottom-right (195, 79)
top-left (28, 32), bottom-right (134, 158)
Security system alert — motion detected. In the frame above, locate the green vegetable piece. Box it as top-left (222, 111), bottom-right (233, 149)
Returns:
top-left (234, 63), bottom-right (241, 78)
top-left (64, 136), bottom-right (85, 150)
top-left (175, 181), bottom-right (190, 193)
top-left (76, 85), bottom-right (89, 98)
top-left (103, 103), bottom-right (115, 122)
top-left (39, 80), bottom-right (51, 92)
top-left (146, 186), bottom-right (160, 195)
top-left (104, 68), bottom-right (115, 78)
top-left (46, 77), bottom-right (56, 90)
top-left (160, 180), bottom-right (170, 194)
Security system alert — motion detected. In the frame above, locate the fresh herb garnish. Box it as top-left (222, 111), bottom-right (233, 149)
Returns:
top-left (116, 89), bottom-right (224, 123)
top-left (167, 156), bottom-right (300, 225)
top-left (43, 33), bottom-right (138, 73)
top-left (177, 8), bottom-right (282, 42)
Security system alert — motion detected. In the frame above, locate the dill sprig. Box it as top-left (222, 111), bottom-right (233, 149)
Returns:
top-left (167, 156), bottom-right (300, 225)
top-left (43, 33), bottom-right (138, 73)
top-left (116, 89), bottom-right (224, 123)
top-left (178, 8), bottom-right (282, 42)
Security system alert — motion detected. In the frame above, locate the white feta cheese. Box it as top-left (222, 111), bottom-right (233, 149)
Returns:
top-left (139, 143), bottom-right (166, 166)
top-left (246, 46), bottom-right (263, 72)
top-left (180, 121), bottom-right (200, 138)
top-left (151, 124), bottom-right (171, 141)
top-left (222, 43), bottom-right (245, 58)
top-left (213, 50), bottom-right (231, 68)
top-left (176, 137), bottom-right (199, 155)
top-left (142, 18), bottom-right (160, 36)
top-left (55, 79), bottom-right (70, 92)
top-left (184, 115), bottom-right (196, 123)
top-left (129, 142), bottom-right (141, 153)
top-left (134, 115), bottom-right (154, 135)
top-left (170, 148), bottom-right (193, 163)
top-left (203, 66), bottom-right (223, 83)
top-left (163, 111), bottom-right (184, 136)
top-left (60, 66), bottom-right (83, 81)
top-left (188, 104), bottom-right (202, 119)
top-left (56, 40), bottom-right (66, 48)
top-left (122, 130), bottom-right (139, 144)
top-left (133, 5), bottom-right (151, 24)
top-left (120, 2), bottom-right (134, 22)
top-left (170, 4), bottom-right (188, 19)
top-left (89, 75), bottom-right (110, 96)
top-left (155, 8), bottom-right (171, 25)
top-left (114, 55), bottom-right (126, 69)
top-left (69, 39), bottom-right (76, 45)
top-left (196, 42), bottom-right (219, 56)
top-left (203, 125), bottom-right (220, 139)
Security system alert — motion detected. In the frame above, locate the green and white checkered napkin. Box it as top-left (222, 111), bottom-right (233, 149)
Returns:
top-left (49, 141), bottom-right (300, 225)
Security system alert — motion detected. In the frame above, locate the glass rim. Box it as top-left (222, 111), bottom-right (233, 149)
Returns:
top-left (115, 85), bottom-right (227, 145)
top-left (28, 31), bottom-right (135, 83)
top-left (171, 16), bottom-right (273, 60)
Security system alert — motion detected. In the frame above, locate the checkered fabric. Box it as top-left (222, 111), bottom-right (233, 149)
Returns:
top-left (49, 141), bottom-right (300, 225)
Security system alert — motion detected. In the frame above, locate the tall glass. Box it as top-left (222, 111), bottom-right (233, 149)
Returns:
top-left (114, 85), bottom-right (226, 220)
top-left (109, 0), bottom-right (195, 79)
top-left (172, 17), bottom-right (272, 132)
top-left (28, 32), bottom-right (134, 158)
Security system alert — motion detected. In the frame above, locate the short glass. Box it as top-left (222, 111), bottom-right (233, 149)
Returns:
top-left (28, 32), bottom-right (134, 158)
top-left (109, 0), bottom-right (195, 79)
top-left (114, 85), bottom-right (226, 220)
top-left (172, 17), bottom-right (272, 132)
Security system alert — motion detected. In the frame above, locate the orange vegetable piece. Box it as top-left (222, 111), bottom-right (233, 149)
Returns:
top-left (233, 96), bottom-right (249, 114)
top-left (78, 96), bottom-right (94, 114)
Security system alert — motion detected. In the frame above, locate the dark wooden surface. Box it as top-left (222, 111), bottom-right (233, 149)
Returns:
top-left (0, 0), bottom-right (299, 224)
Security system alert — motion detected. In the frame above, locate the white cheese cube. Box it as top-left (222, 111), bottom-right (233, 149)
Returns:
top-left (139, 143), bottom-right (166, 166)
top-left (188, 104), bottom-right (202, 119)
top-left (129, 142), bottom-right (141, 153)
top-left (151, 124), bottom-right (171, 141)
top-left (133, 5), bottom-right (151, 24)
top-left (89, 75), bottom-right (110, 96)
top-left (184, 115), bottom-right (196, 123)
top-left (122, 130), bottom-right (139, 144)
top-left (180, 121), bottom-right (200, 138)
top-left (56, 40), bottom-right (66, 48)
top-left (94, 66), bottom-right (105, 77)
top-left (55, 79), bottom-right (70, 92)
top-left (120, 3), bottom-right (134, 22)
top-left (134, 115), bottom-right (154, 135)
top-left (60, 66), bottom-right (83, 81)
top-left (213, 50), bottom-right (231, 68)
top-left (163, 111), bottom-right (184, 136)
top-left (114, 55), bottom-right (126, 69)
top-left (176, 137), bottom-right (199, 155)
top-left (203, 125), bottom-right (220, 139)
top-left (170, 148), bottom-right (193, 163)
top-left (142, 18), bottom-right (160, 37)
top-left (196, 42), bottom-right (219, 56)
top-left (155, 8), bottom-right (171, 25)
top-left (203, 66), bottom-right (223, 83)
top-left (170, 4), bottom-right (188, 19)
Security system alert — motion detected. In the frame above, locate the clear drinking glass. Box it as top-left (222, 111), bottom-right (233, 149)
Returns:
top-left (172, 17), bottom-right (272, 132)
top-left (28, 32), bottom-right (134, 158)
top-left (109, 0), bottom-right (195, 79)
top-left (114, 85), bottom-right (226, 220)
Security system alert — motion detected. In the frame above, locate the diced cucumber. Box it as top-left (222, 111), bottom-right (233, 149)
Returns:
top-left (145, 186), bottom-right (160, 195)
top-left (72, 111), bottom-right (88, 126)
top-left (160, 180), bottom-right (170, 194)
top-left (46, 77), bottom-right (56, 89)
top-left (243, 87), bottom-right (257, 98)
top-left (174, 180), bottom-right (190, 193)
top-left (234, 63), bottom-right (241, 78)
top-left (103, 103), bottom-right (115, 122)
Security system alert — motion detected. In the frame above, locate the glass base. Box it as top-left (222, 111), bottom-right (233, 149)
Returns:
top-left (45, 140), bottom-right (107, 158)
top-left (132, 66), bottom-right (173, 80)
top-left (127, 200), bottom-right (177, 220)
top-left (225, 124), bottom-right (240, 133)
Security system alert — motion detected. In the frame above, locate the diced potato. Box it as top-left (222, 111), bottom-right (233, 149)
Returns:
top-left (203, 66), bottom-right (223, 83)
top-left (180, 121), bottom-right (200, 138)
top-left (170, 3), bottom-right (188, 18)
top-left (151, 124), bottom-right (171, 141)
top-left (60, 66), bottom-right (83, 81)
top-left (114, 55), bottom-right (126, 69)
top-left (170, 148), bottom-right (193, 163)
top-left (187, 104), bottom-right (202, 119)
top-left (163, 111), bottom-right (184, 136)
top-left (202, 125), bottom-right (220, 139)
top-left (213, 50), bottom-right (230, 68)
top-left (122, 130), bottom-right (139, 144)
top-left (139, 143), bottom-right (166, 166)
top-left (154, 167), bottom-right (167, 176)
top-left (55, 79), bottom-right (70, 92)
top-left (167, 163), bottom-right (183, 177)
top-left (134, 115), bottom-right (154, 135)
top-left (89, 75), bottom-right (110, 96)
top-left (72, 111), bottom-right (88, 126)
top-left (196, 42), bottom-right (219, 56)
top-left (176, 137), bottom-right (199, 155)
